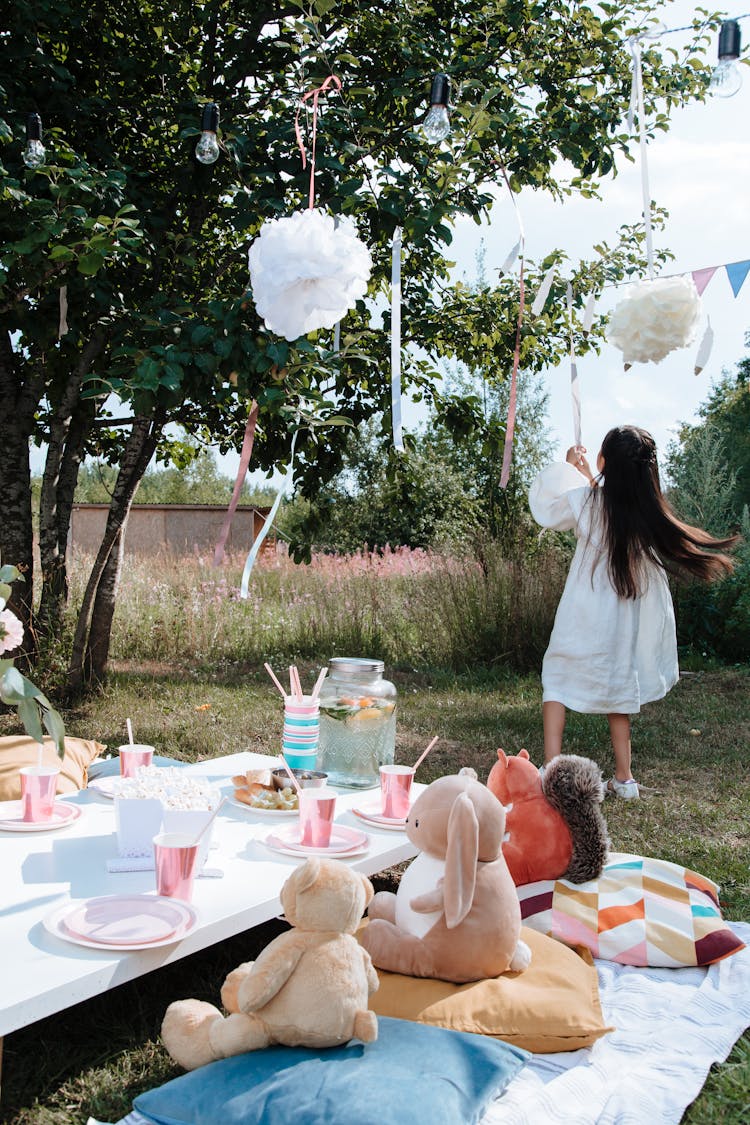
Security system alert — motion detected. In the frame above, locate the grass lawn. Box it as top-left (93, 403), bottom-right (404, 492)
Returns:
top-left (2, 662), bottom-right (748, 1124)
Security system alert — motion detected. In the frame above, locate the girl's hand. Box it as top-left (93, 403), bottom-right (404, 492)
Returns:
top-left (566, 445), bottom-right (594, 481)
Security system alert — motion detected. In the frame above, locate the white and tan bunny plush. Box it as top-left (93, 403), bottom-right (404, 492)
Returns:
top-left (360, 769), bottom-right (531, 983)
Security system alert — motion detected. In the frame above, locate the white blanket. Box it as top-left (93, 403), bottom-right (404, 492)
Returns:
top-left (97, 921), bottom-right (750, 1125)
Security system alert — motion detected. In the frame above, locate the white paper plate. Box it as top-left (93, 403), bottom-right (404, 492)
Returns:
top-left (0, 801), bottom-right (82, 832)
top-left (229, 795), bottom-right (298, 818)
top-left (44, 896), bottom-right (198, 951)
top-left (87, 776), bottom-right (120, 799)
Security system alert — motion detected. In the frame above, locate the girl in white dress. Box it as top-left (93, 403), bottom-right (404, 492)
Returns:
top-left (529, 425), bottom-right (736, 799)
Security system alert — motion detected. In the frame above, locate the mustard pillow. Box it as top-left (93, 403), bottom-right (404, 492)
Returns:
top-left (0, 735), bottom-right (105, 800)
top-left (359, 925), bottom-right (612, 1054)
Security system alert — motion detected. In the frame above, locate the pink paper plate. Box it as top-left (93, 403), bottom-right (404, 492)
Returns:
top-left (62, 895), bottom-right (192, 945)
top-left (351, 803), bottom-right (409, 831)
top-left (0, 801), bottom-right (81, 832)
top-left (265, 823), bottom-right (369, 856)
top-left (45, 895), bottom-right (199, 949)
top-left (352, 800), bottom-right (409, 825)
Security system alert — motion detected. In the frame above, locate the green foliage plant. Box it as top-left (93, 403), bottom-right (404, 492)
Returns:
top-left (0, 565), bottom-right (65, 756)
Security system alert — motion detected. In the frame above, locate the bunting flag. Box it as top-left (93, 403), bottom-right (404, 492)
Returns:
top-left (691, 267), bottom-right (717, 296)
top-left (725, 260), bottom-right (750, 298)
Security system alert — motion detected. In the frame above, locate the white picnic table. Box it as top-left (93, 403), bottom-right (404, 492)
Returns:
top-left (0, 751), bottom-right (419, 1049)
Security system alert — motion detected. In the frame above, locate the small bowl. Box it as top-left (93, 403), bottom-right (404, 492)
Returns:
top-left (272, 767), bottom-right (328, 790)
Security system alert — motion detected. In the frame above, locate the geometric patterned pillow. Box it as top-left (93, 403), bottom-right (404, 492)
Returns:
top-left (517, 852), bottom-right (745, 968)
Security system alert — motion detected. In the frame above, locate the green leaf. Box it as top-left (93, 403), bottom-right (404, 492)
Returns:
top-left (17, 697), bottom-right (45, 745)
top-left (0, 666), bottom-right (34, 704)
top-left (77, 251), bottom-right (106, 275)
top-left (0, 565), bottom-right (21, 583)
top-left (42, 705), bottom-right (66, 760)
top-left (0, 582), bottom-right (11, 604)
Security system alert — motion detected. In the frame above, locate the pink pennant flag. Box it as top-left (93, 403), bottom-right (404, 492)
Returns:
top-left (691, 267), bottom-right (717, 296)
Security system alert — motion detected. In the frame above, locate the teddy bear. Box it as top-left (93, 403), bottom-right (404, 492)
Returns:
top-left (360, 769), bottom-right (531, 984)
top-left (486, 748), bottom-right (610, 886)
top-left (161, 857), bottom-right (379, 1071)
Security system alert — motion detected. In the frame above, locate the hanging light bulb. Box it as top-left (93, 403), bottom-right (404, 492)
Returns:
top-left (195, 103), bottom-right (220, 164)
top-left (710, 19), bottom-right (742, 98)
top-left (23, 112), bottom-right (46, 168)
top-left (421, 73), bottom-right (451, 143)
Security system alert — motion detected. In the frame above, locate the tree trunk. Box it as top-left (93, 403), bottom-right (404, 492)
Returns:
top-left (66, 412), bottom-right (163, 696)
top-left (0, 330), bottom-right (45, 652)
top-left (37, 333), bottom-right (104, 636)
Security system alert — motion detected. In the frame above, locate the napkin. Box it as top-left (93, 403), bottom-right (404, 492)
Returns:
top-left (106, 858), bottom-right (224, 878)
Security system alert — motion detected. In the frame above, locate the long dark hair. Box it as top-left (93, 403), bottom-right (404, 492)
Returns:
top-left (597, 425), bottom-right (737, 599)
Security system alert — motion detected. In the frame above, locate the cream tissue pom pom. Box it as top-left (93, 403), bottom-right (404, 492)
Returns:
top-left (607, 275), bottom-right (701, 366)
top-left (248, 209), bottom-right (372, 341)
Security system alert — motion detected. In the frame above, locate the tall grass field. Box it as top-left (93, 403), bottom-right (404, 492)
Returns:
top-left (2, 544), bottom-right (748, 1123)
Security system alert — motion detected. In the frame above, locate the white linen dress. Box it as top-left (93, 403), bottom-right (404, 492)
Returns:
top-left (529, 462), bottom-right (679, 714)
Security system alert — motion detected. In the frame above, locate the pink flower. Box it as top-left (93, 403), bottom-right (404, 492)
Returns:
top-left (0, 608), bottom-right (24, 654)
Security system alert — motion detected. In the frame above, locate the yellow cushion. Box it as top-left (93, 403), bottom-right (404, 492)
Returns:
top-left (360, 924), bottom-right (612, 1053)
top-left (0, 735), bottom-right (105, 800)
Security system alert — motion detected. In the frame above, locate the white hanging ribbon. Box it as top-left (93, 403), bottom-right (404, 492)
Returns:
top-left (58, 286), bottom-right (68, 339)
top-left (390, 226), bottom-right (404, 452)
top-left (333, 319), bottom-right (341, 354)
top-left (582, 291), bottom-right (597, 336)
top-left (240, 425), bottom-right (299, 599)
top-left (567, 282), bottom-right (582, 447)
top-left (694, 317), bottom-right (714, 376)
top-left (530, 263), bottom-right (556, 317)
top-left (499, 237), bottom-right (522, 276)
top-left (628, 32), bottom-right (663, 281)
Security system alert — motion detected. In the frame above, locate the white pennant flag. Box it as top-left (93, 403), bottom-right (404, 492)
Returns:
top-left (530, 263), bottom-right (556, 317)
top-left (694, 318), bottom-right (714, 376)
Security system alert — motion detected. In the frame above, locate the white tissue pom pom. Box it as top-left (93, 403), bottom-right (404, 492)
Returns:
top-left (607, 275), bottom-right (701, 365)
top-left (248, 208), bottom-right (372, 341)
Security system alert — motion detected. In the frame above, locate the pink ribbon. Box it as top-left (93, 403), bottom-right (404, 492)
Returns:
top-left (294, 74), bottom-right (342, 209)
top-left (212, 400), bottom-right (259, 567)
top-left (499, 261), bottom-right (526, 490)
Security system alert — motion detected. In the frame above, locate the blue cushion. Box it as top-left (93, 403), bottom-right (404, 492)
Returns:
top-left (134, 1016), bottom-right (528, 1125)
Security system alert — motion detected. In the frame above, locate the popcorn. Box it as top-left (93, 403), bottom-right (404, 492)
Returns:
top-left (111, 766), bottom-right (221, 811)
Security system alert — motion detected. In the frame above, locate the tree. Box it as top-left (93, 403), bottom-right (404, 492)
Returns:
top-left (280, 417), bottom-right (481, 552)
top-left (1, 0), bottom-right (721, 690)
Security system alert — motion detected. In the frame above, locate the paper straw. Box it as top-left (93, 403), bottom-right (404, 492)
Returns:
top-left (289, 665), bottom-right (302, 701)
top-left (126, 718), bottom-right (134, 746)
top-left (276, 755), bottom-right (302, 793)
top-left (191, 797), bottom-right (227, 847)
top-left (264, 662), bottom-right (287, 699)
top-left (37, 742), bottom-right (43, 769)
top-left (412, 736), bottom-right (439, 773)
top-left (311, 666), bottom-right (328, 701)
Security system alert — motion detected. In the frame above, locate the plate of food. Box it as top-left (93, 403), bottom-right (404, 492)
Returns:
top-left (231, 768), bottom-right (299, 815)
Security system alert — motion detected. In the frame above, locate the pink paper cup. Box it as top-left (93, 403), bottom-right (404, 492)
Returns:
top-left (298, 787), bottom-right (337, 849)
top-left (284, 696), bottom-right (320, 718)
top-left (379, 765), bottom-right (415, 820)
top-left (153, 832), bottom-right (200, 901)
top-left (118, 743), bottom-right (155, 778)
top-left (19, 766), bottom-right (59, 822)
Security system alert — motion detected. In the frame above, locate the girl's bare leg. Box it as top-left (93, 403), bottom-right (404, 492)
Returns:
top-left (543, 701), bottom-right (566, 764)
top-left (608, 713), bottom-right (633, 781)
